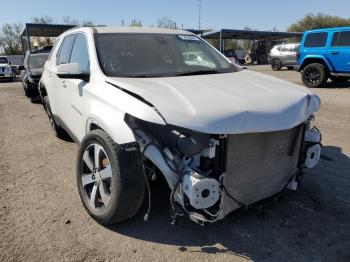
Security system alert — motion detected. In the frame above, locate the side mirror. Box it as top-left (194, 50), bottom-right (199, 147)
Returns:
top-left (57, 63), bottom-right (90, 82)
top-left (8, 61), bottom-right (11, 65)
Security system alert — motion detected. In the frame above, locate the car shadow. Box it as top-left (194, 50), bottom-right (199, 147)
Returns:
top-left (106, 146), bottom-right (350, 261)
top-left (320, 81), bottom-right (350, 89)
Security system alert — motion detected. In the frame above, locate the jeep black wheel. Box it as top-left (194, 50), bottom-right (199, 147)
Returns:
top-left (43, 96), bottom-right (70, 140)
top-left (302, 63), bottom-right (327, 88)
top-left (330, 76), bottom-right (349, 83)
top-left (271, 59), bottom-right (282, 71)
top-left (77, 129), bottom-right (145, 225)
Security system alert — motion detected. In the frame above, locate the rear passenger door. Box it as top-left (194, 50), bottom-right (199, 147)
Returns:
top-left (329, 31), bottom-right (350, 72)
top-left (281, 44), bottom-right (298, 65)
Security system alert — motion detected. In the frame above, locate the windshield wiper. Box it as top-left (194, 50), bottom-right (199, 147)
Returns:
top-left (175, 70), bottom-right (220, 76)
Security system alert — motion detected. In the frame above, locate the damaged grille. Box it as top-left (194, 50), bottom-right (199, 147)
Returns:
top-left (220, 125), bottom-right (303, 217)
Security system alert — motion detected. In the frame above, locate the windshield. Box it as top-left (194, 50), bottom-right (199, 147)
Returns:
top-left (28, 53), bottom-right (49, 69)
top-left (95, 33), bottom-right (238, 77)
top-left (0, 57), bottom-right (9, 64)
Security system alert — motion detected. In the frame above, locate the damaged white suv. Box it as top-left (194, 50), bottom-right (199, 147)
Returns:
top-left (40, 26), bottom-right (322, 225)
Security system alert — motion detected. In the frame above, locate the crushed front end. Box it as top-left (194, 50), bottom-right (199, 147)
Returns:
top-left (126, 115), bottom-right (322, 225)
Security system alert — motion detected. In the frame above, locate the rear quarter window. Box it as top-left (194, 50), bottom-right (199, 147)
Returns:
top-left (332, 31), bottom-right (350, 47)
top-left (304, 32), bottom-right (328, 47)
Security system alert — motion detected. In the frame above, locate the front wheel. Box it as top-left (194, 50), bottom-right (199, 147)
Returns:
top-left (76, 130), bottom-right (145, 225)
top-left (302, 63), bottom-right (327, 88)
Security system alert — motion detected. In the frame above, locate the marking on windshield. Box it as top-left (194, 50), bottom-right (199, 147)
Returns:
top-left (177, 35), bottom-right (200, 41)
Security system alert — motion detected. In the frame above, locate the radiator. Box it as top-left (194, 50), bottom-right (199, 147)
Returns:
top-left (220, 125), bottom-right (303, 217)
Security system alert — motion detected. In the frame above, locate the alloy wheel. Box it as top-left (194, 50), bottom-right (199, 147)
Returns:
top-left (304, 66), bottom-right (321, 85)
top-left (80, 143), bottom-right (112, 211)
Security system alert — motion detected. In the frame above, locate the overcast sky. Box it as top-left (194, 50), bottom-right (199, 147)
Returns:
top-left (1, 0), bottom-right (349, 31)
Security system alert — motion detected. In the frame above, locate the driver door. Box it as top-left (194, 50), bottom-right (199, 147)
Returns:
top-left (55, 33), bottom-right (90, 142)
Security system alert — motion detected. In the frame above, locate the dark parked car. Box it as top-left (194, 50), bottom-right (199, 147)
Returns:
top-left (20, 52), bottom-right (49, 102)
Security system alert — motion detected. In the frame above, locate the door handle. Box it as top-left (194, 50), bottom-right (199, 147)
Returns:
top-left (331, 51), bottom-right (340, 55)
top-left (61, 80), bottom-right (66, 88)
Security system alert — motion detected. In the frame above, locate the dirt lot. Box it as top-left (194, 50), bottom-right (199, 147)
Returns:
top-left (1, 67), bottom-right (350, 262)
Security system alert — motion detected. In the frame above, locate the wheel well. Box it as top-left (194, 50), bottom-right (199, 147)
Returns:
top-left (39, 84), bottom-right (47, 97)
top-left (300, 58), bottom-right (328, 71)
top-left (89, 123), bottom-right (105, 132)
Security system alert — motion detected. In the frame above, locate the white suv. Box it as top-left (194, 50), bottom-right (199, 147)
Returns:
top-left (40, 26), bottom-right (322, 225)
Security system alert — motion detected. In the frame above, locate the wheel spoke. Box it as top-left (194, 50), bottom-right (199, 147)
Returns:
top-left (99, 182), bottom-right (111, 206)
top-left (83, 151), bottom-right (94, 172)
top-left (100, 165), bottom-right (112, 180)
top-left (89, 183), bottom-right (98, 208)
top-left (82, 173), bottom-right (94, 187)
top-left (94, 145), bottom-right (102, 169)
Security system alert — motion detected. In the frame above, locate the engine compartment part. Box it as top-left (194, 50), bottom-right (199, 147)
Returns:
top-left (220, 125), bottom-right (303, 218)
top-left (304, 128), bottom-right (321, 143)
top-left (304, 144), bottom-right (321, 168)
top-left (125, 114), bottom-right (322, 225)
top-left (182, 171), bottom-right (220, 209)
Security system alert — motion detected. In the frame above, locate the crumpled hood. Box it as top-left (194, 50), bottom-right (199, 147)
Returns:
top-left (107, 70), bottom-right (321, 134)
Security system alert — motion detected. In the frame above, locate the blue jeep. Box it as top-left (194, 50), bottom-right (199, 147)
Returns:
top-left (296, 27), bottom-right (350, 87)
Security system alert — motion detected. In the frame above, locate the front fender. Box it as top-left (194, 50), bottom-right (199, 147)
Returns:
top-left (85, 81), bottom-right (166, 145)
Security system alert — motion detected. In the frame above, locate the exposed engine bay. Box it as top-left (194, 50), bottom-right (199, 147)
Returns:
top-left (125, 114), bottom-right (322, 225)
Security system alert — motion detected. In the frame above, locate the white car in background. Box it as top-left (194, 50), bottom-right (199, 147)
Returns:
top-left (39, 26), bottom-right (322, 226)
top-left (0, 56), bottom-right (16, 81)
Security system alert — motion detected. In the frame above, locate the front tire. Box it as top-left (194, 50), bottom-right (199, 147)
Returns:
top-left (302, 63), bottom-right (327, 88)
top-left (76, 130), bottom-right (145, 225)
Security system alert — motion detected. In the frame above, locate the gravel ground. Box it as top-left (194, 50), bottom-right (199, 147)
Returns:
top-left (0, 67), bottom-right (350, 262)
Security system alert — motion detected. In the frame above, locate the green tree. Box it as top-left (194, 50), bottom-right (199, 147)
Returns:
top-left (157, 17), bottom-right (177, 29)
top-left (0, 23), bottom-right (23, 55)
top-left (288, 13), bottom-right (350, 32)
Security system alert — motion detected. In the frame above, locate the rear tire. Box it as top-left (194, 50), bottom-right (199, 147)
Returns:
top-left (43, 96), bottom-right (70, 140)
top-left (302, 63), bottom-right (327, 88)
top-left (271, 59), bottom-right (282, 71)
top-left (76, 129), bottom-right (145, 225)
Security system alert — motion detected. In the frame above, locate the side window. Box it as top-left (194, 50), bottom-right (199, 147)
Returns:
top-left (304, 32), bottom-right (328, 47)
top-left (282, 45), bottom-right (294, 52)
top-left (332, 31), bottom-right (350, 47)
top-left (47, 39), bottom-right (59, 61)
top-left (57, 34), bottom-right (76, 65)
top-left (292, 45), bottom-right (300, 52)
top-left (69, 34), bottom-right (90, 73)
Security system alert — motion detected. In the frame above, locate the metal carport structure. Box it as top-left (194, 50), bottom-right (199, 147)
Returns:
top-left (21, 23), bottom-right (76, 54)
top-left (202, 29), bottom-right (303, 52)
